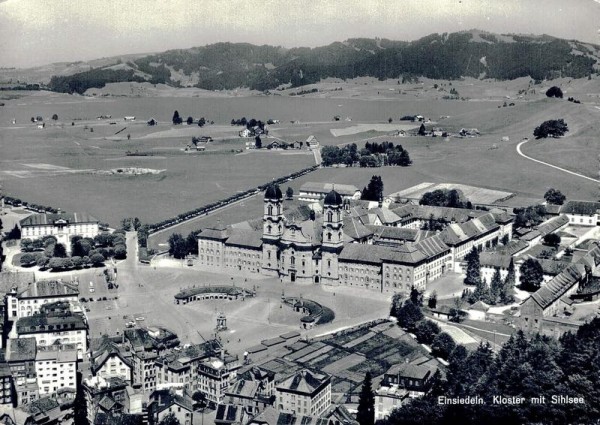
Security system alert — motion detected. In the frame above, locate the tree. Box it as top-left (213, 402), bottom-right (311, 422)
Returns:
top-left (185, 233), bottom-right (198, 256)
top-left (533, 119), bottom-right (568, 138)
top-left (71, 256), bottom-right (83, 268)
top-left (427, 290), bottom-right (438, 309)
top-left (519, 258), bottom-right (544, 291)
top-left (544, 188), bottom-right (566, 205)
top-left (546, 86), bottom-right (563, 98)
top-left (51, 113), bottom-right (58, 120)
top-left (90, 253), bottom-right (105, 267)
top-left (73, 372), bottom-right (89, 425)
top-left (500, 260), bottom-right (515, 304)
top-left (114, 244), bottom-right (127, 259)
top-left (49, 257), bottom-right (66, 270)
top-left (543, 233), bottom-right (561, 247)
top-left (132, 217), bottom-right (142, 230)
top-left (168, 233), bottom-right (188, 259)
top-left (397, 149), bottom-right (412, 166)
top-left (6, 224), bottom-right (21, 240)
top-left (410, 286), bottom-right (423, 306)
top-left (361, 175), bottom-right (384, 201)
top-left (396, 300), bottom-right (424, 331)
top-left (418, 123), bottom-right (426, 136)
top-left (36, 255), bottom-right (49, 269)
top-left (198, 117), bottom-right (206, 127)
top-left (186, 116), bottom-right (194, 125)
top-left (286, 187), bottom-right (294, 199)
top-left (356, 372), bottom-right (375, 425)
top-left (255, 135), bottom-right (262, 149)
top-left (159, 413), bottom-right (181, 425)
top-left (172, 110), bottom-right (183, 125)
top-left (431, 332), bottom-right (456, 359)
top-left (53, 243), bottom-right (67, 258)
top-left (20, 253), bottom-right (36, 267)
top-left (489, 267), bottom-right (503, 305)
top-left (463, 247), bottom-right (481, 286)
top-left (414, 319), bottom-right (441, 345)
top-left (388, 117), bottom-right (393, 123)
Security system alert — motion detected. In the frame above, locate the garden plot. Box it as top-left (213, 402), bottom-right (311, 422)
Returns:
top-left (352, 333), bottom-right (398, 357)
top-left (438, 323), bottom-right (478, 345)
top-left (382, 326), bottom-right (407, 339)
top-left (295, 345), bottom-right (334, 363)
top-left (331, 378), bottom-right (356, 394)
top-left (285, 342), bottom-right (326, 362)
top-left (310, 347), bottom-right (350, 370)
top-left (329, 327), bottom-right (372, 346)
top-left (349, 359), bottom-right (390, 378)
top-left (322, 353), bottom-right (366, 375)
top-left (342, 331), bottom-right (376, 349)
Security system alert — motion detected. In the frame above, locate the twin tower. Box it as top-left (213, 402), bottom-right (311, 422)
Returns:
top-left (260, 184), bottom-right (344, 284)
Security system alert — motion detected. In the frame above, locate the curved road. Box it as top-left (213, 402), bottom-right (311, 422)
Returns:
top-left (516, 139), bottom-right (599, 183)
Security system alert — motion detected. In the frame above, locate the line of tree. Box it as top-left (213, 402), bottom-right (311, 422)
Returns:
top-left (513, 204), bottom-right (547, 228)
top-left (420, 189), bottom-right (473, 209)
top-left (48, 68), bottom-right (147, 94)
top-left (383, 318), bottom-right (600, 424)
top-left (1, 196), bottom-right (60, 213)
top-left (145, 165), bottom-right (318, 234)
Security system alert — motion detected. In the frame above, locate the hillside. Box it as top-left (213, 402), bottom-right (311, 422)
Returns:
top-left (2, 30), bottom-right (599, 93)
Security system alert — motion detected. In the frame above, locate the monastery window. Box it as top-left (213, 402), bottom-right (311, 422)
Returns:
top-left (327, 233), bottom-right (332, 241)
top-left (268, 206), bottom-right (273, 216)
top-left (327, 260), bottom-right (331, 268)
top-left (291, 256), bottom-right (296, 266)
top-left (267, 225), bottom-right (272, 234)
top-left (327, 211), bottom-right (333, 222)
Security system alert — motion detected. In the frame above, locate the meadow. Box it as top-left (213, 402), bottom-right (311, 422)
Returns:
top-left (1, 77), bottom-right (598, 232)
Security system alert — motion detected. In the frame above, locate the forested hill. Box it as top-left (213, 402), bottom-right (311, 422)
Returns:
top-left (44, 30), bottom-right (600, 94)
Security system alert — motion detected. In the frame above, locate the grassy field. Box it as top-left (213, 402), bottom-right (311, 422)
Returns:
top-left (1, 80), bottom-right (598, 233)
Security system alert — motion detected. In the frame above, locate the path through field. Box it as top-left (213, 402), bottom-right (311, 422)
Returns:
top-left (516, 139), bottom-right (599, 183)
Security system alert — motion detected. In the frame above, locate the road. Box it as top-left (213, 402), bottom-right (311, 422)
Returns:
top-left (516, 139), bottom-right (600, 183)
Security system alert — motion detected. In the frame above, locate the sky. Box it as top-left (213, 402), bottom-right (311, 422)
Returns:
top-left (1, 0), bottom-right (599, 68)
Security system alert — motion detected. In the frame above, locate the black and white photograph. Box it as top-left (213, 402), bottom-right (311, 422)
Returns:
top-left (0, 1), bottom-right (599, 424)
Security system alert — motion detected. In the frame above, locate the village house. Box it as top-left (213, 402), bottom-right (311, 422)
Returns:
top-left (83, 376), bottom-right (130, 425)
top-left (0, 363), bottom-right (13, 406)
top-left (34, 349), bottom-right (77, 396)
top-left (275, 369), bottom-right (331, 417)
top-left (5, 280), bottom-right (79, 321)
top-left (147, 388), bottom-right (196, 425)
top-left (559, 200), bottom-right (600, 227)
top-left (91, 337), bottom-right (134, 383)
top-left (19, 212), bottom-right (100, 255)
top-left (4, 338), bottom-right (38, 406)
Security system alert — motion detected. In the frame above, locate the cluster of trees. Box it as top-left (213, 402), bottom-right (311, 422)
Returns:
top-left (321, 142), bottom-right (411, 168)
top-left (48, 68), bottom-right (146, 94)
top-left (463, 247), bottom-right (515, 305)
top-left (546, 86), bottom-right (563, 98)
top-left (172, 111), bottom-right (208, 126)
top-left (167, 232), bottom-right (200, 259)
top-left (121, 217), bottom-right (142, 231)
top-left (4, 224), bottom-right (21, 240)
top-left (420, 189), bottom-right (473, 209)
top-left (533, 119), bottom-right (569, 138)
top-left (390, 290), bottom-right (457, 359)
top-left (55, 34), bottom-right (594, 93)
top-left (361, 175), bottom-right (384, 202)
top-left (519, 258), bottom-right (544, 292)
top-left (383, 319), bottom-right (600, 425)
top-left (230, 117), bottom-right (266, 130)
top-left (513, 204), bottom-right (547, 228)
top-left (145, 166), bottom-right (318, 233)
top-left (544, 188), bottom-right (566, 205)
top-left (20, 233), bottom-right (126, 271)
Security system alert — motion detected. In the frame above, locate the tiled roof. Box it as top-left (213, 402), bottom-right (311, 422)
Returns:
top-left (385, 363), bottom-right (434, 380)
top-left (6, 338), bottom-right (36, 362)
top-left (535, 215), bottom-right (569, 237)
top-left (225, 379), bottom-right (260, 399)
top-left (368, 226), bottom-right (435, 243)
top-left (494, 240), bottom-right (529, 256)
top-left (413, 234), bottom-right (450, 258)
top-left (479, 253), bottom-right (512, 269)
top-left (17, 280), bottom-right (78, 299)
top-left (560, 200), bottom-right (600, 216)
top-left (198, 227), bottom-right (229, 241)
top-left (299, 182), bottom-right (359, 197)
top-left (216, 404), bottom-right (244, 423)
top-left (531, 264), bottom-right (585, 309)
top-left (20, 212), bottom-right (99, 227)
top-left (276, 369), bottom-right (330, 395)
top-left (226, 229), bottom-right (263, 249)
top-left (440, 213), bottom-right (499, 246)
top-left (149, 389), bottom-right (194, 415)
top-left (390, 204), bottom-right (485, 223)
top-left (470, 301), bottom-right (490, 312)
top-left (16, 313), bottom-right (87, 334)
top-left (372, 208), bottom-right (402, 225)
top-left (343, 217), bottom-right (373, 240)
top-left (537, 259), bottom-right (571, 276)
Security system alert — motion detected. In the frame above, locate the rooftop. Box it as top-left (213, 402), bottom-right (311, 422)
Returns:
top-left (16, 280), bottom-right (79, 299)
top-left (276, 369), bottom-right (330, 395)
top-left (20, 211), bottom-right (99, 227)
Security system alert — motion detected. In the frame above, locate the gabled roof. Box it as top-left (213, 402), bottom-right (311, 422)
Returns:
top-left (149, 389), bottom-right (194, 415)
top-left (385, 363), bottom-right (434, 380)
top-left (470, 301), bottom-right (490, 312)
top-left (276, 369), bottom-right (330, 395)
top-left (226, 229), bottom-right (263, 249)
top-left (479, 253), bottom-right (512, 269)
top-left (6, 337), bottom-right (36, 362)
top-left (299, 182), bottom-right (359, 197)
top-left (216, 404), bottom-right (244, 423)
top-left (343, 217), bottom-right (373, 240)
top-left (20, 212), bottom-right (99, 227)
top-left (17, 280), bottom-right (79, 299)
top-left (560, 200), bottom-right (600, 216)
top-left (535, 215), bottom-right (569, 237)
top-left (198, 227), bottom-right (229, 241)
top-left (16, 313), bottom-right (87, 334)
top-left (413, 234), bottom-right (450, 258)
top-left (225, 379), bottom-right (260, 399)
top-left (530, 264), bottom-right (585, 310)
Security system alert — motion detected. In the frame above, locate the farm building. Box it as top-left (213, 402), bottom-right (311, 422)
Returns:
top-left (298, 182), bottom-right (361, 202)
top-left (559, 200), bottom-right (600, 227)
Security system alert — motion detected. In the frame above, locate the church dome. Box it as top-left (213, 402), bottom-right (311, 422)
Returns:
top-left (265, 184), bottom-right (283, 200)
top-left (324, 189), bottom-right (343, 206)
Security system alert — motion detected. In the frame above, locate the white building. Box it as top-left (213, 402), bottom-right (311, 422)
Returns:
top-left (560, 201), bottom-right (600, 227)
top-left (14, 313), bottom-right (88, 359)
top-left (298, 182), bottom-right (361, 202)
top-left (20, 212), bottom-right (100, 254)
top-left (275, 369), bottom-right (331, 417)
top-left (35, 349), bottom-right (78, 396)
top-left (5, 280), bottom-right (79, 320)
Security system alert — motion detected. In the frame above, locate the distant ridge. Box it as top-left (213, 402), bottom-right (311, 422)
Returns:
top-left (3, 30), bottom-right (599, 93)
